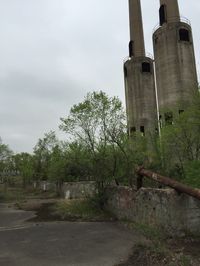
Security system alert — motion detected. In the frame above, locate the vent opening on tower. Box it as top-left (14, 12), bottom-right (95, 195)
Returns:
top-left (159, 5), bottom-right (167, 26)
top-left (179, 109), bottom-right (184, 115)
top-left (142, 62), bottom-right (151, 73)
top-left (130, 127), bottom-right (136, 134)
top-left (159, 115), bottom-right (163, 128)
top-left (165, 112), bottom-right (173, 125)
top-left (129, 41), bottom-right (134, 57)
top-left (179, 29), bottom-right (190, 42)
top-left (140, 126), bottom-right (145, 136)
top-left (124, 66), bottom-right (128, 77)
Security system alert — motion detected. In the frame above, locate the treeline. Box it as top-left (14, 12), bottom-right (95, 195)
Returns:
top-left (0, 90), bottom-right (200, 189)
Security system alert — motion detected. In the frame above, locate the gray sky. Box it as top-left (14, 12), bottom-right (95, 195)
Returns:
top-left (0, 0), bottom-right (199, 153)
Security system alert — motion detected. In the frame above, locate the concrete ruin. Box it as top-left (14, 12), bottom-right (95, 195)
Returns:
top-left (124, 0), bottom-right (198, 132)
top-left (62, 181), bottom-right (96, 199)
top-left (106, 186), bottom-right (200, 235)
top-left (153, 0), bottom-right (198, 126)
top-left (124, 0), bottom-right (158, 136)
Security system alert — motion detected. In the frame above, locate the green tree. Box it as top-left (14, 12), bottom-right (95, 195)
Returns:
top-left (60, 91), bottom-right (148, 195)
top-left (60, 91), bottom-right (126, 151)
top-left (0, 138), bottom-right (13, 189)
top-left (158, 92), bottom-right (200, 187)
top-left (0, 139), bottom-right (13, 176)
top-left (33, 131), bottom-right (59, 182)
top-left (63, 141), bottom-right (92, 182)
top-left (60, 91), bottom-right (126, 185)
top-left (13, 153), bottom-right (34, 187)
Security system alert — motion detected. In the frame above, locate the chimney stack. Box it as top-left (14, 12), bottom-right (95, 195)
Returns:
top-left (154, 0), bottom-right (198, 125)
top-left (129, 0), bottom-right (145, 57)
top-left (124, 0), bottom-right (158, 136)
top-left (159, 0), bottom-right (180, 25)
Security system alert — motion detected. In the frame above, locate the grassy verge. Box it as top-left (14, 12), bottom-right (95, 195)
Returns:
top-left (118, 221), bottom-right (200, 266)
top-left (51, 199), bottom-right (115, 222)
top-left (0, 184), bottom-right (57, 203)
top-left (0, 186), bottom-right (25, 202)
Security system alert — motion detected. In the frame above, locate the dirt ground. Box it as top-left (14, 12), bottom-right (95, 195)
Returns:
top-left (116, 242), bottom-right (200, 266)
top-left (116, 227), bottom-right (200, 266)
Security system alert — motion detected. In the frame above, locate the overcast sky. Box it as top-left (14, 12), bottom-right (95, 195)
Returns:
top-left (0, 0), bottom-right (199, 153)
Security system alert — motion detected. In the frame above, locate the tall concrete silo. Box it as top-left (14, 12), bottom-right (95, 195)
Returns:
top-left (153, 0), bottom-right (198, 125)
top-left (124, 0), bottom-right (158, 136)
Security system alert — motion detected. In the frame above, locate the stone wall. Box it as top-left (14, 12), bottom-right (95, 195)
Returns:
top-left (62, 181), bottom-right (96, 199)
top-left (34, 181), bottom-right (56, 192)
top-left (106, 186), bottom-right (200, 235)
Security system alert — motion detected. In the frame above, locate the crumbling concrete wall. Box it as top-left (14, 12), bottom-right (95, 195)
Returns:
top-left (106, 186), bottom-right (200, 235)
top-left (62, 181), bottom-right (96, 199)
top-left (34, 181), bottom-right (56, 192)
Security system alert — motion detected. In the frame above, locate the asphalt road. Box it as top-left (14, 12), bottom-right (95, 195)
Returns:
top-left (0, 204), bottom-right (140, 266)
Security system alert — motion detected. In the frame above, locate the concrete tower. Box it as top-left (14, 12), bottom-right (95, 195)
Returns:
top-left (153, 0), bottom-right (198, 125)
top-left (124, 0), bottom-right (157, 136)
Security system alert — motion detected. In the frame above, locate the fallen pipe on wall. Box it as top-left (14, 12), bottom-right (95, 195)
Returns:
top-left (136, 167), bottom-right (200, 201)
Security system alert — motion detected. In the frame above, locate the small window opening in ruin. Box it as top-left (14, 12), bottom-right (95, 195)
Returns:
top-left (159, 5), bottom-right (167, 26)
top-left (179, 110), bottom-right (184, 115)
top-left (158, 115), bottom-right (163, 129)
top-left (165, 112), bottom-right (173, 125)
top-left (142, 62), bottom-right (151, 73)
top-left (129, 41), bottom-right (134, 57)
top-left (159, 115), bottom-right (163, 128)
top-left (130, 127), bottom-right (136, 134)
top-left (140, 126), bottom-right (145, 136)
top-left (179, 29), bottom-right (190, 42)
top-left (124, 66), bottom-right (128, 77)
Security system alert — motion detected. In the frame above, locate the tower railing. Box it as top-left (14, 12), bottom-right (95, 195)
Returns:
top-left (123, 53), bottom-right (154, 64)
top-left (152, 16), bottom-right (191, 34)
top-left (123, 56), bottom-right (131, 64)
top-left (146, 52), bottom-right (154, 60)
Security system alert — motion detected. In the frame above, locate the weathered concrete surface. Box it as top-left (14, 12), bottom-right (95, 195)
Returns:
top-left (153, 21), bottom-right (198, 116)
top-left (34, 181), bottom-right (96, 199)
top-left (124, 56), bottom-right (157, 134)
top-left (106, 186), bottom-right (200, 235)
top-left (124, 0), bottom-right (157, 134)
top-left (0, 203), bottom-right (35, 228)
top-left (0, 204), bottom-right (140, 266)
top-left (62, 181), bottom-right (96, 199)
top-left (160, 0), bottom-right (180, 23)
top-left (153, 1), bottom-right (198, 127)
top-left (129, 0), bottom-right (145, 57)
top-left (153, 0), bottom-right (198, 124)
top-left (35, 181), bottom-right (56, 192)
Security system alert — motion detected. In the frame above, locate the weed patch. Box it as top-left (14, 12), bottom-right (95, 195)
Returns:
top-left (52, 199), bottom-right (115, 222)
top-left (118, 221), bottom-right (199, 266)
top-left (0, 185), bottom-right (57, 203)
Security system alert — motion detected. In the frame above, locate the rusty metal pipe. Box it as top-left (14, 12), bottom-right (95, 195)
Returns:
top-left (136, 167), bottom-right (200, 201)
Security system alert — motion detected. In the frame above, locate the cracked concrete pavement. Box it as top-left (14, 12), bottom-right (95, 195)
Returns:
top-left (0, 203), bottom-right (142, 266)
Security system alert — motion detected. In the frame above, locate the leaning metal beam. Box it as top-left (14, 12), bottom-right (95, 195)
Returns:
top-left (136, 167), bottom-right (200, 201)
